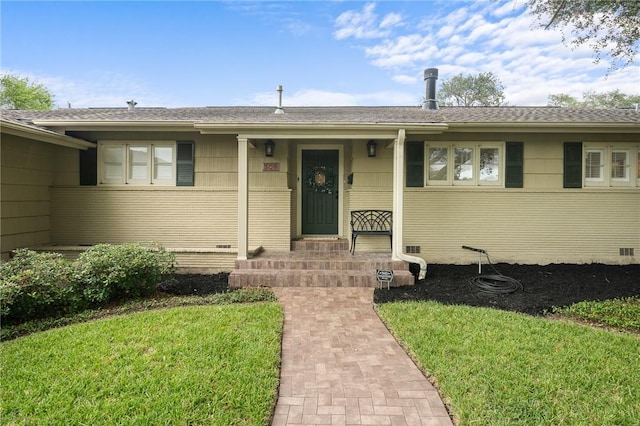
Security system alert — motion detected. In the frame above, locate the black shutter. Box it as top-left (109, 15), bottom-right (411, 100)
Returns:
top-left (505, 142), bottom-right (523, 188)
top-left (79, 147), bottom-right (97, 186)
top-left (406, 142), bottom-right (424, 187)
top-left (563, 142), bottom-right (582, 188)
top-left (176, 141), bottom-right (194, 186)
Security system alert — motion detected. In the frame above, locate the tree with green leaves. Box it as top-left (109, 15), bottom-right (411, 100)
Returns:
top-left (548, 89), bottom-right (640, 108)
top-left (528, 0), bottom-right (640, 70)
top-left (437, 72), bottom-right (506, 107)
top-left (0, 74), bottom-right (55, 110)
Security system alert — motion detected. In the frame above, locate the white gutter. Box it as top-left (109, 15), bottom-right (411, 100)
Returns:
top-left (392, 128), bottom-right (427, 280)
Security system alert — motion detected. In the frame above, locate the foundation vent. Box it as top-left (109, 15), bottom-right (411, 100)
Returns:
top-left (406, 245), bottom-right (421, 254)
top-left (216, 244), bottom-right (231, 249)
top-left (619, 248), bottom-right (634, 256)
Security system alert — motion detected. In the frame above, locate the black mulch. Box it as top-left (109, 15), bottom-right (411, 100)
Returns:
top-left (158, 264), bottom-right (640, 316)
top-left (375, 263), bottom-right (640, 315)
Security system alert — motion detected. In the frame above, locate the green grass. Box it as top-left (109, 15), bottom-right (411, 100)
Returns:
top-left (553, 296), bottom-right (640, 332)
top-left (377, 301), bottom-right (640, 426)
top-left (1, 302), bottom-right (282, 426)
top-left (1, 287), bottom-right (276, 341)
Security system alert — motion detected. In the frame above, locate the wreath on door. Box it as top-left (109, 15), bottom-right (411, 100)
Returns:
top-left (306, 166), bottom-right (335, 194)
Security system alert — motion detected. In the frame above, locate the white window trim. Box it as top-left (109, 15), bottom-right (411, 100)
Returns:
top-left (610, 149), bottom-right (630, 184)
top-left (98, 141), bottom-right (177, 186)
top-left (584, 144), bottom-right (639, 188)
top-left (425, 142), bottom-right (504, 187)
top-left (584, 148), bottom-right (605, 185)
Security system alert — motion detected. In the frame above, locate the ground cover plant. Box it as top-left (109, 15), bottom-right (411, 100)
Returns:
top-left (376, 302), bottom-right (640, 425)
top-left (1, 303), bottom-right (282, 426)
top-left (553, 296), bottom-right (640, 332)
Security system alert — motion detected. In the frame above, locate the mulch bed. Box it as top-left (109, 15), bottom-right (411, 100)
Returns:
top-left (159, 264), bottom-right (640, 315)
top-left (375, 263), bottom-right (640, 315)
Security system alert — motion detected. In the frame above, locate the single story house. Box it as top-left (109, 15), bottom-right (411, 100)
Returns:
top-left (2, 77), bottom-right (639, 285)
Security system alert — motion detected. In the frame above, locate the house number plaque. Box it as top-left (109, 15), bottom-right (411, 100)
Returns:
top-left (263, 162), bottom-right (280, 172)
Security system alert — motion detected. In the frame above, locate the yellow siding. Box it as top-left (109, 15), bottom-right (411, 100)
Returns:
top-left (50, 187), bottom-right (238, 247)
top-left (248, 189), bottom-right (291, 251)
top-left (1, 135), bottom-right (78, 259)
top-left (49, 187), bottom-right (291, 257)
top-left (404, 189), bottom-right (640, 265)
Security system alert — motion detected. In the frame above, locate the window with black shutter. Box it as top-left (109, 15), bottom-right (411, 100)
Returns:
top-left (505, 142), bottom-right (523, 188)
top-left (563, 142), bottom-right (583, 188)
top-left (406, 141), bottom-right (424, 187)
top-left (176, 141), bottom-right (195, 186)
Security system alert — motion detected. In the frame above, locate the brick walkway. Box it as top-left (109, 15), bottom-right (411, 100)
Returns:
top-left (272, 287), bottom-right (453, 426)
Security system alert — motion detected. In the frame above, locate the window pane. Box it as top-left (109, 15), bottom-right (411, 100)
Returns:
top-left (129, 146), bottom-right (148, 180)
top-left (428, 147), bottom-right (448, 181)
top-left (585, 150), bottom-right (603, 180)
top-left (611, 150), bottom-right (628, 180)
top-left (104, 146), bottom-right (123, 180)
top-left (154, 146), bottom-right (173, 180)
top-left (637, 151), bottom-right (640, 183)
top-left (479, 148), bottom-right (499, 181)
top-left (454, 147), bottom-right (473, 181)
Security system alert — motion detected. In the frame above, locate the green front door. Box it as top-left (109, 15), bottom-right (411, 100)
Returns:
top-left (302, 149), bottom-right (339, 235)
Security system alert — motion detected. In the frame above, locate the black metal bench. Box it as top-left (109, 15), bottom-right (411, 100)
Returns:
top-left (350, 210), bottom-right (392, 255)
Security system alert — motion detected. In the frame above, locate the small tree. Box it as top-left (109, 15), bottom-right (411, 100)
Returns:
top-left (527, 0), bottom-right (640, 70)
top-left (437, 72), bottom-right (506, 107)
top-left (548, 90), bottom-right (640, 108)
top-left (0, 74), bottom-right (55, 110)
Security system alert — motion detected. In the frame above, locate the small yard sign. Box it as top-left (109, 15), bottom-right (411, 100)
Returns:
top-left (376, 269), bottom-right (393, 289)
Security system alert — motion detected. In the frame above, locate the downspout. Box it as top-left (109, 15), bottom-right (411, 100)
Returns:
top-left (392, 129), bottom-right (427, 280)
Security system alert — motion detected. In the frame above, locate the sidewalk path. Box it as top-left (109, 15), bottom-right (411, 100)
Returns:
top-left (271, 287), bottom-right (453, 426)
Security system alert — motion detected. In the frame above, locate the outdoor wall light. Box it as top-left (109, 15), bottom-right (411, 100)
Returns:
top-left (367, 140), bottom-right (377, 157)
top-left (265, 140), bottom-right (275, 157)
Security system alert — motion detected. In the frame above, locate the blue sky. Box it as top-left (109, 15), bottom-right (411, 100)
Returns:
top-left (1, 0), bottom-right (638, 108)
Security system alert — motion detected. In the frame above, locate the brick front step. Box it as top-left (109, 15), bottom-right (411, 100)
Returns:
top-left (228, 268), bottom-right (414, 288)
top-left (290, 239), bottom-right (350, 252)
top-left (229, 247), bottom-right (415, 288)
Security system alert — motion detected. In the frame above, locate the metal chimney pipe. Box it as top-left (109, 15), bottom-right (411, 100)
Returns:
top-left (126, 100), bottom-right (137, 111)
top-left (422, 68), bottom-right (438, 110)
top-left (274, 85), bottom-right (284, 114)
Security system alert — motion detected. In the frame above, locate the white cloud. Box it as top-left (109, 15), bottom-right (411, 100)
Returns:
top-left (244, 87), bottom-right (417, 107)
top-left (0, 69), bottom-right (175, 108)
top-left (333, 1), bottom-right (639, 106)
top-left (334, 3), bottom-right (402, 40)
top-left (392, 74), bottom-right (419, 85)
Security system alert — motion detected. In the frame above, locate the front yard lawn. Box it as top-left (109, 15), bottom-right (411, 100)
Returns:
top-left (377, 301), bottom-right (640, 425)
top-left (1, 303), bottom-right (282, 426)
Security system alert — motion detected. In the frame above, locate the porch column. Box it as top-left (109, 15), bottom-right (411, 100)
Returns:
top-left (237, 137), bottom-right (249, 260)
top-left (391, 129), bottom-right (406, 261)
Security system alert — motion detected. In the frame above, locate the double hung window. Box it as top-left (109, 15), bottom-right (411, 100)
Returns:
top-left (99, 142), bottom-right (176, 185)
top-left (583, 145), bottom-right (636, 187)
top-left (425, 143), bottom-right (503, 186)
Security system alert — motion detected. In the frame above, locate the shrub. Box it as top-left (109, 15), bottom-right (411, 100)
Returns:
top-left (74, 243), bottom-right (175, 304)
top-left (0, 249), bottom-right (80, 323)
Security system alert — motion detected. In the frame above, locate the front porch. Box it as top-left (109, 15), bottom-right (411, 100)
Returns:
top-left (229, 239), bottom-right (415, 288)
